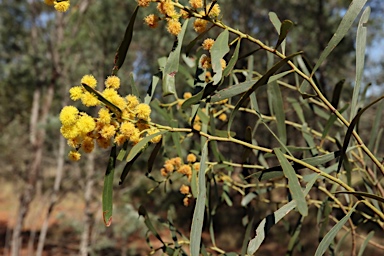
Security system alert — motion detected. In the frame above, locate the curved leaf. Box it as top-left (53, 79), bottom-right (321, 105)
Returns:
top-left (102, 146), bottom-right (117, 227)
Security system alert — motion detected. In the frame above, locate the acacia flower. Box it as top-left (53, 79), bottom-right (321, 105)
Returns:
top-left (164, 163), bottom-right (174, 172)
top-left (183, 92), bottom-right (192, 99)
top-left (100, 124), bottom-right (116, 139)
top-left (120, 121), bottom-right (136, 138)
top-left (193, 18), bottom-right (207, 33)
top-left (147, 128), bottom-right (162, 143)
top-left (81, 91), bottom-right (99, 107)
top-left (177, 164), bottom-right (192, 176)
top-left (187, 153), bottom-right (197, 163)
top-left (157, 0), bottom-right (175, 16)
top-left (220, 59), bottom-right (227, 70)
top-left (97, 137), bottom-right (111, 149)
top-left (126, 94), bottom-right (140, 109)
top-left (167, 19), bottom-right (182, 36)
top-left (69, 86), bottom-right (83, 101)
top-left (200, 55), bottom-right (211, 69)
top-left (189, 0), bottom-right (203, 9)
top-left (60, 125), bottom-right (79, 140)
top-left (202, 38), bottom-right (215, 50)
top-left (135, 103), bottom-right (151, 120)
top-left (144, 14), bottom-right (159, 28)
top-left (54, 0), bottom-right (70, 12)
top-left (180, 184), bottom-right (190, 195)
top-left (193, 162), bottom-right (200, 171)
top-left (114, 134), bottom-right (127, 146)
top-left (81, 136), bottom-right (95, 153)
top-left (218, 113), bottom-right (227, 121)
top-left (60, 106), bottom-right (79, 126)
top-left (129, 129), bottom-right (141, 144)
top-left (98, 108), bottom-right (111, 124)
top-left (81, 74), bottom-right (97, 88)
top-left (207, 2), bottom-right (220, 17)
top-left (68, 150), bottom-right (81, 161)
top-left (76, 113), bottom-right (96, 136)
top-left (137, 0), bottom-right (151, 7)
top-left (105, 75), bottom-right (120, 89)
top-left (183, 197), bottom-right (190, 206)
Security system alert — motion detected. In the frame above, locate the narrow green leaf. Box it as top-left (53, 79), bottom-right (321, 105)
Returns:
top-left (138, 205), bottom-right (164, 244)
top-left (351, 7), bottom-right (370, 120)
top-left (274, 148), bottom-right (308, 216)
top-left (129, 72), bottom-right (140, 98)
top-left (357, 231), bottom-right (374, 256)
top-left (119, 152), bottom-right (142, 185)
top-left (321, 104), bottom-right (349, 139)
top-left (147, 139), bottom-right (162, 174)
top-left (276, 20), bottom-right (294, 52)
top-left (82, 83), bottom-right (122, 117)
top-left (331, 79), bottom-right (345, 108)
top-left (163, 20), bottom-right (189, 96)
top-left (102, 146), bottom-right (116, 227)
top-left (126, 130), bottom-right (168, 162)
top-left (190, 141), bottom-right (208, 256)
top-left (337, 96), bottom-right (384, 173)
top-left (144, 72), bottom-right (161, 104)
top-left (112, 6), bottom-right (139, 74)
top-left (184, 25), bottom-right (213, 56)
top-left (228, 52), bottom-right (302, 133)
top-left (312, 0), bottom-right (367, 75)
top-left (223, 38), bottom-right (241, 77)
top-left (170, 119), bottom-right (183, 158)
top-left (211, 29), bottom-right (229, 85)
top-left (315, 204), bottom-right (357, 256)
top-left (368, 98), bottom-right (384, 152)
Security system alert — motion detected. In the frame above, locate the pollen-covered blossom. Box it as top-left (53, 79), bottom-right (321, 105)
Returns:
top-left (60, 106), bottom-right (79, 126)
top-left (60, 125), bottom-right (79, 140)
top-left (137, 0), bottom-right (151, 7)
top-left (97, 137), bottom-right (111, 149)
top-left (114, 134), bottom-right (127, 146)
top-left (81, 91), bottom-right (99, 107)
top-left (220, 59), bottom-right (227, 70)
top-left (76, 114), bottom-right (96, 136)
top-left (187, 153), bottom-right (197, 163)
top-left (218, 113), bottom-right (227, 121)
top-left (193, 18), bottom-right (208, 33)
top-left (81, 136), bottom-right (95, 153)
top-left (178, 164), bottom-right (192, 177)
top-left (144, 14), bottom-right (159, 28)
top-left (68, 150), bottom-right (81, 161)
top-left (105, 76), bottom-right (120, 89)
top-left (120, 121), bottom-right (136, 138)
top-left (189, 0), bottom-right (203, 9)
top-left (81, 74), bottom-right (97, 88)
top-left (98, 108), bottom-right (111, 124)
top-left (54, 0), bottom-right (70, 12)
top-left (135, 103), bottom-right (151, 120)
top-left (147, 127), bottom-right (162, 143)
top-left (180, 184), bottom-right (190, 195)
top-left (100, 124), bottom-right (116, 139)
top-left (200, 55), bottom-right (211, 69)
top-left (202, 38), bottom-right (215, 51)
top-left (69, 86), bottom-right (83, 101)
top-left (126, 94), bottom-right (139, 109)
top-left (129, 129), bottom-right (141, 144)
top-left (206, 2), bottom-right (220, 17)
top-left (167, 19), bottom-right (182, 36)
top-left (157, 0), bottom-right (175, 16)
top-left (164, 163), bottom-right (174, 172)
top-left (183, 92), bottom-right (192, 99)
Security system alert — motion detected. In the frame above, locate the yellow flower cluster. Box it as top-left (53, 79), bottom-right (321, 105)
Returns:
top-left (60, 74), bottom-right (162, 161)
top-left (141, 0), bottom-right (220, 36)
top-left (44, 0), bottom-right (70, 13)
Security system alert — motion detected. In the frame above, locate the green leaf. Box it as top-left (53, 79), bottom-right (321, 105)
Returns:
top-left (223, 38), bottom-right (241, 77)
top-left (129, 72), bottom-right (140, 98)
top-left (337, 96), bottom-right (384, 173)
top-left (315, 204), bottom-right (357, 256)
top-left (357, 231), bottom-right (374, 256)
top-left (147, 139), bottom-right (162, 174)
top-left (144, 72), bottom-right (161, 104)
top-left (138, 205), bottom-right (164, 244)
top-left (228, 52), bottom-right (301, 134)
top-left (82, 83), bottom-right (122, 118)
top-left (350, 7), bottom-right (370, 120)
top-left (334, 191), bottom-right (384, 204)
top-left (102, 146), bottom-right (116, 227)
top-left (331, 79), bottom-right (345, 108)
top-left (312, 0), bottom-right (367, 75)
top-left (211, 29), bottom-right (229, 85)
top-left (190, 141), bottom-right (208, 256)
top-left (170, 119), bottom-right (183, 157)
top-left (274, 148), bottom-right (308, 216)
top-left (119, 151), bottom-right (141, 185)
top-left (321, 104), bottom-right (349, 139)
top-left (126, 130), bottom-right (168, 162)
top-left (184, 25), bottom-right (213, 56)
top-left (162, 20), bottom-right (189, 96)
top-left (112, 6), bottom-right (139, 74)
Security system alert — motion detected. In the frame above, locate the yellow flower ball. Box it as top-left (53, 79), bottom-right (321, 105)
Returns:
top-left (76, 114), bottom-right (96, 135)
top-left (68, 150), bottom-right (81, 161)
top-left (120, 121), bottom-right (136, 138)
top-left (60, 106), bottom-right (79, 126)
top-left (180, 184), bottom-right (190, 195)
top-left (60, 125), bottom-right (79, 140)
top-left (167, 19), bottom-right (182, 36)
top-left (69, 86), bottom-right (83, 101)
top-left (81, 91), bottom-right (99, 107)
top-left (144, 14), bottom-right (159, 28)
top-left (137, 0), bottom-right (150, 7)
top-left (81, 136), bottom-right (95, 153)
top-left (187, 153), bottom-right (197, 163)
top-left (189, 0), bottom-right (203, 9)
top-left (105, 76), bottom-right (120, 89)
top-left (54, 0), bottom-right (70, 12)
top-left (126, 94), bottom-right (139, 109)
top-left (135, 103), bottom-right (151, 120)
top-left (202, 38), bottom-right (215, 51)
top-left (81, 74), bottom-right (97, 88)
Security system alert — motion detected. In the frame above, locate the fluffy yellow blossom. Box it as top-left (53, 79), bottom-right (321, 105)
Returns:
top-left (189, 0), bottom-right (203, 9)
top-left (187, 153), bottom-right (197, 163)
top-left (98, 108), bottom-right (111, 124)
top-left (60, 106), bottom-right (79, 126)
top-left (44, 0), bottom-right (54, 6)
top-left (170, 157), bottom-right (182, 168)
top-left (129, 129), bottom-right (141, 144)
top-left (180, 184), bottom-right (190, 195)
top-left (183, 92), bottom-right (192, 99)
top-left (157, 0), bottom-right (175, 16)
top-left (200, 56), bottom-right (211, 69)
top-left (147, 128), bottom-right (162, 143)
top-left (81, 91), bottom-right (99, 107)
top-left (178, 164), bottom-right (192, 176)
top-left (114, 134), bottom-right (127, 146)
top-left (126, 94), bottom-right (139, 109)
top-left (120, 121), bottom-right (136, 138)
top-left (202, 38), bottom-right (215, 51)
top-left (76, 114), bottom-right (96, 135)
top-left (180, 9), bottom-right (190, 19)
top-left (205, 71), bottom-right (212, 82)
top-left (193, 18), bottom-right (208, 33)
top-left (193, 162), bottom-right (200, 171)
top-left (135, 103), bottom-right (151, 120)
top-left (160, 168), bottom-right (168, 177)
top-left (164, 163), bottom-right (174, 172)
top-left (60, 125), bottom-right (79, 140)
top-left (167, 19), bottom-right (182, 36)
top-left (97, 137), bottom-right (111, 149)
top-left (54, 0), bottom-right (70, 12)
top-left (220, 59), bottom-right (227, 70)
top-left (81, 74), bottom-right (97, 88)
top-left (105, 76), bottom-right (120, 89)
top-left (137, 0), bottom-right (151, 7)
top-left (193, 122), bottom-right (201, 131)
top-left (144, 14), bottom-right (159, 28)
top-left (183, 197), bottom-right (190, 206)
top-left (100, 124), bottom-right (116, 139)
top-left (102, 88), bottom-right (126, 110)
top-left (81, 136), bottom-right (95, 153)
top-left (68, 150), bottom-right (81, 161)
top-left (218, 113), bottom-right (227, 121)
top-left (207, 2), bottom-right (220, 17)
top-left (69, 86), bottom-right (83, 101)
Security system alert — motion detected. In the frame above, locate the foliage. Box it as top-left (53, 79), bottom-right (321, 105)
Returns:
top-left (44, 0), bottom-right (384, 255)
